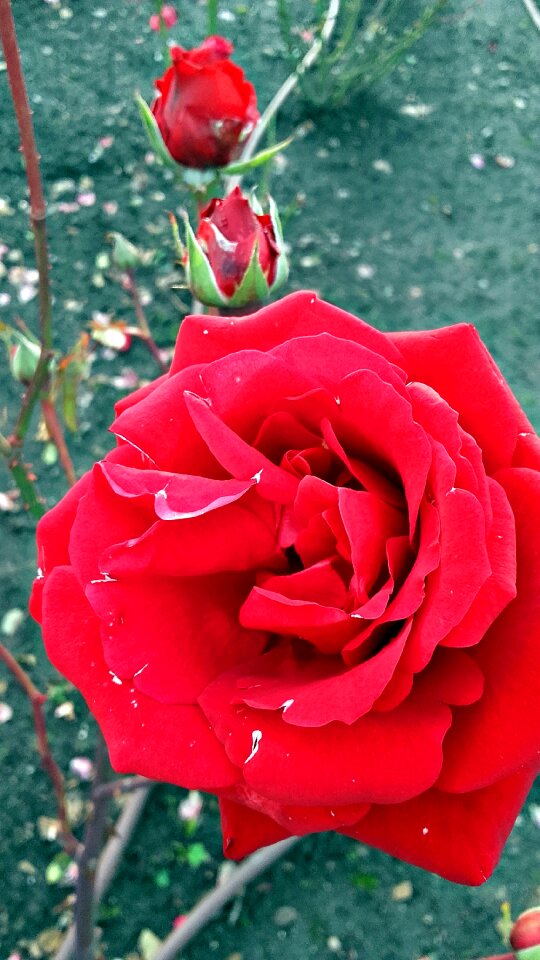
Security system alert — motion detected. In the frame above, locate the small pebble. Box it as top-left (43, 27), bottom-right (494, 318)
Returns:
top-left (372, 159), bottom-right (393, 175)
top-left (1, 608), bottom-right (25, 636)
top-left (0, 702), bottom-right (13, 724)
top-left (357, 263), bottom-right (376, 280)
top-left (273, 906), bottom-right (298, 927)
top-left (495, 154), bottom-right (515, 169)
top-left (327, 936), bottom-right (342, 951)
top-left (392, 880), bottom-right (414, 901)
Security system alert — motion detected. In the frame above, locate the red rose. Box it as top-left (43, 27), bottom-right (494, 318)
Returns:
top-left (31, 292), bottom-right (540, 884)
top-left (184, 187), bottom-right (287, 307)
top-left (151, 36), bottom-right (259, 168)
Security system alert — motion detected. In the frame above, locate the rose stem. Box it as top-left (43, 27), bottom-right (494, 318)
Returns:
top-left (124, 267), bottom-right (168, 373)
top-left (225, 0), bottom-right (341, 192)
top-left (521, 0), bottom-right (540, 30)
top-left (0, 0), bottom-right (75, 506)
top-left (0, 641), bottom-right (79, 857)
top-left (41, 397), bottom-right (77, 487)
top-left (73, 734), bottom-right (111, 960)
top-left (207, 0), bottom-right (219, 34)
top-left (92, 775), bottom-right (158, 801)
top-left (153, 0), bottom-right (172, 63)
top-left (54, 786), bottom-right (153, 960)
top-left (152, 837), bottom-right (300, 960)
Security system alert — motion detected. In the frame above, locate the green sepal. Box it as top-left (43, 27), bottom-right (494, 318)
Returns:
top-left (219, 136), bottom-right (293, 177)
top-left (516, 948), bottom-right (540, 960)
top-left (135, 94), bottom-right (217, 190)
top-left (183, 216), bottom-right (229, 308)
top-left (226, 240), bottom-right (271, 308)
top-left (267, 194), bottom-right (289, 292)
top-left (135, 93), bottom-right (179, 170)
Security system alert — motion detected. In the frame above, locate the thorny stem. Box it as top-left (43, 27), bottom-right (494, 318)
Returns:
top-left (0, 0), bottom-right (52, 351)
top-left (225, 0), bottom-right (341, 191)
top-left (41, 397), bottom-right (77, 487)
top-left (92, 775), bottom-right (157, 801)
top-left (74, 735), bottom-right (110, 960)
top-left (0, 0), bottom-right (72, 509)
top-left (0, 642), bottom-right (79, 857)
top-left (152, 837), bottom-right (300, 960)
top-left (54, 786), bottom-right (153, 960)
top-left (124, 268), bottom-right (168, 373)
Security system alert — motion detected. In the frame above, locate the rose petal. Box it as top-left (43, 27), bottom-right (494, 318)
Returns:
top-left (390, 324), bottom-right (535, 472)
top-left (42, 566), bottom-right (238, 789)
top-left (184, 391), bottom-right (299, 503)
top-left (200, 671), bottom-right (451, 805)
top-left (343, 766), bottom-right (537, 884)
top-left (219, 798), bottom-right (292, 858)
top-left (437, 467), bottom-right (540, 792)
top-left (86, 573), bottom-right (265, 703)
top-left (171, 292), bottom-right (402, 373)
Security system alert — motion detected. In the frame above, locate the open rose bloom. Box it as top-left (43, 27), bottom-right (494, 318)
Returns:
top-left (31, 292), bottom-right (540, 884)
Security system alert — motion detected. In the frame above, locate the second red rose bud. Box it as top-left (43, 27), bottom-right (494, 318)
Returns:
top-left (182, 187), bottom-right (288, 308)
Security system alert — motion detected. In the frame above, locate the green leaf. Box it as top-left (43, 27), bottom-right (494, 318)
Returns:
top-left (220, 136), bottom-right (293, 177)
top-left (45, 852), bottom-right (71, 885)
top-left (186, 842), bottom-right (210, 868)
top-left (153, 868), bottom-right (170, 889)
top-left (184, 216), bottom-right (229, 307)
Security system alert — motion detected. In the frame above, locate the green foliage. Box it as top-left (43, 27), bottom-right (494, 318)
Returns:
top-left (350, 870), bottom-right (379, 892)
top-left (277, 0), bottom-right (448, 108)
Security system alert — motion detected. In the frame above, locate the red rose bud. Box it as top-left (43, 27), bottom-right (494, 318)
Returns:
top-left (510, 908), bottom-right (540, 959)
top-left (184, 187), bottom-right (288, 308)
top-left (149, 4), bottom-right (178, 30)
top-left (152, 36), bottom-right (258, 168)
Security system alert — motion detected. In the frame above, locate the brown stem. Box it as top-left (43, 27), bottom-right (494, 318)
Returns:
top-left (41, 397), bottom-right (77, 487)
top-left (74, 736), bottom-right (110, 960)
top-left (0, 0), bottom-right (64, 512)
top-left (124, 269), bottom-right (168, 374)
top-left (92, 775), bottom-right (157, 801)
top-left (54, 786), bottom-right (153, 960)
top-left (0, 641), bottom-right (79, 856)
top-left (152, 837), bottom-right (300, 960)
top-left (0, 0), bottom-right (52, 351)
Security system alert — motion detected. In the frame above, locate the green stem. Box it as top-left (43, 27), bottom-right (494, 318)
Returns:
top-left (224, 0), bottom-right (341, 192)
top-left (153, 0), bottom-right (172, 63)
top-left (207, 0), bottom-right (219, 34)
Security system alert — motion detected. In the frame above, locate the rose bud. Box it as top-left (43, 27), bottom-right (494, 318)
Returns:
top-left (109, 232), bottom-right (142, 271)
top-left (149, 4), bottom-right (178, 31)
top-left (184, 187), bottom-right (288, 308)
top-left (510, 908), bottom-right (540, 958)
top-left (151, 36), bottom-right (258, 168)
top-left (9, 334), bottom-right (41, 384)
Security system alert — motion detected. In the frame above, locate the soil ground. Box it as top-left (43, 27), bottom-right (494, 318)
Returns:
top-left (1, 1), bottom-right (539, 958)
